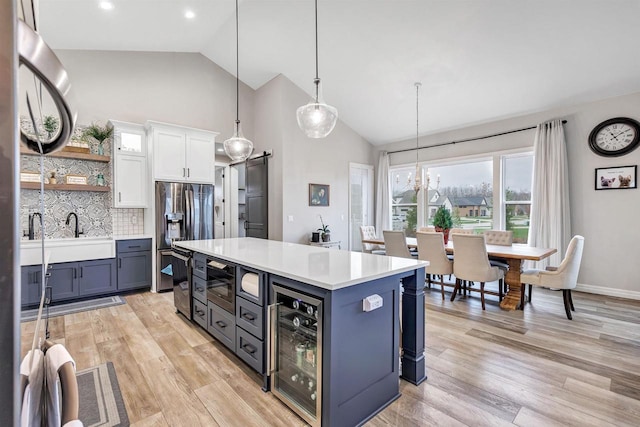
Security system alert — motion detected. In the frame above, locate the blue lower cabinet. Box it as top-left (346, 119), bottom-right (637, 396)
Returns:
top-left (207, 301), bottom-right (236, 351)
top-left (48, 262), bottom-right (80, 301)
top-left (79, 258), bottom-right (117, 297)
top-left (21, 265), bottom-right (43, 307)
top-left (116, 239), bottom-right (152, 291)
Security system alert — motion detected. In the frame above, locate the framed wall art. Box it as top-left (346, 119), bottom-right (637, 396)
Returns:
top-left (309, 183), bottom-right (330, 206)
top-left (595, 165), bottom-right (636, 190)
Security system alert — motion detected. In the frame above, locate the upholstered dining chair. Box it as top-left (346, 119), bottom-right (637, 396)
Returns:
top-left (449, 228), bottom-right (473, 235)
top-left (383, 230), bottom-right (414, 259)
top-left (417, 226), bottom-right (435, 233)
top-left (451, 234), bottom-right (504, 310)
top-left (360, 225), bottom-right (386, 255)
top-left (520, 235), bottom-right (584, 320)
top-left (416, 232), bottom-right (453, 299)
top-left (483, 230), bottom-right (514, 283)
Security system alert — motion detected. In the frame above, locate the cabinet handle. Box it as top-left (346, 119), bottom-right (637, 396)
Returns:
top-left (195, 308), bottom-right (205, 317)
top-left (242, 343), bottom-right (257, 355)
top-left (129, 245), bottom-right (141, 249)
top-left (73, 269), bottom-right (77, 279)
top-left (183, 167), bottom-right (186, 177)
top-left (196, 287), bottom-right (204, 293)
top-left (118, 258), bottom-right (122, 268)
top-left (242, 312), bottom-right (256, 322)
top-left (187, 168), bottom-right (190, 177)
top-left (80, 267), bottom-right (83, 278)
top-left (118, 192), bottom-right (121, 202)
top-left (215, 320), bottom-right (227, 329)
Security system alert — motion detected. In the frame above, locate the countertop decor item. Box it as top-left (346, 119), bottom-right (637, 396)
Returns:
top-left (296, 0), bottom-right (338, 138)
top-left (49, 171), bottom-right (57, 184)
top-left (223, 0), bottom-right (254, 162)
top-left (433, 206), bottom-right (453, 243)
top-left (588, 117), bottom-right (640, 157)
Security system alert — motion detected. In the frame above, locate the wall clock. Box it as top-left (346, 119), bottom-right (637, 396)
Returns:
top-left (588, 117), bottom-right (640, 157)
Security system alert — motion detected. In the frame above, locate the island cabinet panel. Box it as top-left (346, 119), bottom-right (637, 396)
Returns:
top-left (207, 301), bottom-right (236, 350)
top-left (236, 328), bottom-right (264, 373)
top-left (268, 274), bottom-right (402, 427)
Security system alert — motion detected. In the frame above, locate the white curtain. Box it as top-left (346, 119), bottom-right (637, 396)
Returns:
top-left (527, 119), bottom-right (571, 268)
top-left (375, 151), bottom-right (390, 235)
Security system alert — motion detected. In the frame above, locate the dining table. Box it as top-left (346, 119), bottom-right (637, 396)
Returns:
top-left (361, 236), bottom-right (557, 310)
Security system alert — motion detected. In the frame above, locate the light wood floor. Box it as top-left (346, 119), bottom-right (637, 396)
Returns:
top-left (21, 286), bottom-right (640, 426)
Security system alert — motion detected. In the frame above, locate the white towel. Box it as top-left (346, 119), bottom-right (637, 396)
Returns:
top-left (20, 349), bottom-right (45, 427)
top-left (45, 344), bottom-right (77, 427)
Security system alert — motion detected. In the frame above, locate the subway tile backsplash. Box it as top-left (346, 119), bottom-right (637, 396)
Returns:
top-left (112, 208), bottom-right (145, 235)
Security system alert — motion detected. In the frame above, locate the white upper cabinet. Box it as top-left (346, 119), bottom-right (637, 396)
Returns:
top-left (110, 120), bottom-right (148, 208)
top-left (148, 121), bottom-right (217, 183)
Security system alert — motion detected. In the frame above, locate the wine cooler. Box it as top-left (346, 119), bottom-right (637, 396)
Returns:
top-left (269, 285), bottom-right (323, 427)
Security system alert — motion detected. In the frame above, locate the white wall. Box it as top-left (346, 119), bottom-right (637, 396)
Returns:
top-left (377, 92), bottom-right (640, 297)
top-left (54, 50), bottom-right (254, 140)
top-left (254, 74), bottom-right (375, 244)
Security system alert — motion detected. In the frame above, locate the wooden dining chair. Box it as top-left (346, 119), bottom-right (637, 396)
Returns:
top-left (451, 234), bottom-right (504, 310)
top-left (382, 230), bottom-right (414, 259)
top-left (416, 232), bottom-right (453, 299)
top-left (359, 225), bottom-right (386, 255)
top-left (520, 235), bottom-right (584, 319)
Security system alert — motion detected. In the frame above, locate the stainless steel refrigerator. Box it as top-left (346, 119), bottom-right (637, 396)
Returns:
top-left (156, 181), bottom-right (214, 291)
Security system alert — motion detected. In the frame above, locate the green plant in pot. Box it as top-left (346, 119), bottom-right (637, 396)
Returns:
top-left (318, 215), bottom-right (331, 242)
top-left (433, 206), bottom-right (453, 244)
top-left (42, 115), bottom-right (59, 139)
top-left (82, 122), bottom-right (113, 155)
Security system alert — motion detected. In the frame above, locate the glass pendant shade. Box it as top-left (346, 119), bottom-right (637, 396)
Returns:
top-left (223, 121), bottom-right (253, 161)
top-left (296, 85), bottom-right (338, 139)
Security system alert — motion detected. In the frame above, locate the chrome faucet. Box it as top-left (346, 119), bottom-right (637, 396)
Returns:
top-left (65, 212), bottom-right (83, 238)
top-left (28, 212), bottom-right (42, 240)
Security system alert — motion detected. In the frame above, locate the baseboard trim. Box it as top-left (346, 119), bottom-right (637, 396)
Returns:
top-left (575, 283), bottom-right (640, 300)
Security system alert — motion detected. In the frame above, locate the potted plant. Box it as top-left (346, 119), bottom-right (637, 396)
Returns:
top-left (82, 122), bottom-right (113, 155)
top-left (318, 215), bottom-right (330, 242)
top-left (42, 115), bottom-right (59, 139)
top-left (432, 206), bottom-right (453, 244)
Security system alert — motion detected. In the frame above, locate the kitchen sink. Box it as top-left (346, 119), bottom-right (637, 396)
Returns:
top-left (20, 236), bottom-right (115, 266)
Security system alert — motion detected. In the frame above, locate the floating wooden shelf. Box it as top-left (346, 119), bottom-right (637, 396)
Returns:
top-left (20, 147), bottom-right (110, 163)
top-left (20, 182), bottom-right (110, 192)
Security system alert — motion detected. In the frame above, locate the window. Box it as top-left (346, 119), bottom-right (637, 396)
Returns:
top-left (391, 167), bottom-right (418, 237)
top-left (503, 154), bottom-right (533, 243)
top-left (389, 150), bottom-right (534, 240)
top-left (424, 159), bottom-right (493, 232)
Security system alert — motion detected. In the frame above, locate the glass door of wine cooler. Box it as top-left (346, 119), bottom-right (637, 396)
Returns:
top-left (269, 285), bottom-right (322, 427)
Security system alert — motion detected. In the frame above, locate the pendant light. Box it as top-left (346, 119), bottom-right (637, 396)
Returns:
top-left (296, 0), bottom-right (338, 139)
top-left (413, 82), bottom-right (422, 193)
top-left (223, 0), bottom-right (254, 161)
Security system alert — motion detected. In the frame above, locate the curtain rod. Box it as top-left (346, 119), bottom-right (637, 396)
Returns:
top-left (387, 120), bottom-right (567, 155)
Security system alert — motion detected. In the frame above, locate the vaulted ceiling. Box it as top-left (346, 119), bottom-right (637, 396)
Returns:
top-left (38, 0), bottom-right (640, 145)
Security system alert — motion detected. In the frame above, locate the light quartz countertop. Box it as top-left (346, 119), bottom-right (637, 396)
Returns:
top-left (173, 238), bottom-right (427, 291)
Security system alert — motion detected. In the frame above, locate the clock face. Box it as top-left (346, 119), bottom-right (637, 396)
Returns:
top-left (589, 118), bottom-right (640, 157)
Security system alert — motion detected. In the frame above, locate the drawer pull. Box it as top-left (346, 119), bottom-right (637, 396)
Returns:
top-left (128, 245), bottom-right (141, 249)
top-left (242, 343), bottom-right (257, 355)
top-left (215, 320), bottom-right (227, 329)
top-left (196, 287), bottom-right (205, 293)
top-left (242, 312), bottom-right (256, 322)
top-left (195, 308), bottom-right (205, 317)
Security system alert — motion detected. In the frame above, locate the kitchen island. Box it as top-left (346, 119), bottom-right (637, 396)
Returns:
top-left (173, 238), bottom-right (427, 427)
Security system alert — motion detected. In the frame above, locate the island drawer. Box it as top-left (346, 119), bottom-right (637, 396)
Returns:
top-left (208, 301), bottom-right (236, 351)
top-left (236, 327), bottom-right (264, 374)
top-left (192, 253), bottom-right (207, 279)
top-left (192, 299), bottom-right (207, 329)
top-left (236, 297), bottom-right (264, 340)
top-left (192, 275), bottom-right (207, 304)
top-left (117, 238), bottom-right (151, 253)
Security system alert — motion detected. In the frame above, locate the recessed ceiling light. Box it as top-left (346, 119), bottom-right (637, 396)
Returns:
top-left (185, 10), bottom-right (196, 19)
top-left (99, 1), bottom-right (114, 10)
